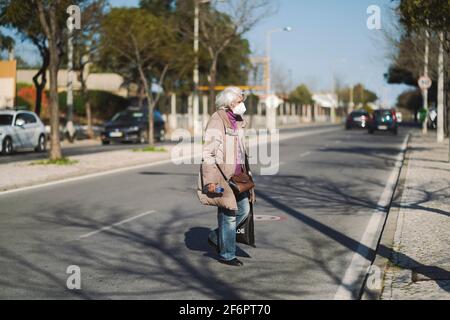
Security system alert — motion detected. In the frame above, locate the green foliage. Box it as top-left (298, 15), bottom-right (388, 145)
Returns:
top-left (99, 8), bottom-right (180, 77)
top-left (289, 84), bottom-right (313, 105)
top-left (338, 83), bottom-right (378, 105)
top-left (214, 38), bottom-right (252, 86)
top-left (31, 158), bottom-right (79, 166)
top-left (396, 89), bottom-right (423, 111)
top-left (139, 0), bottom-right (175, 15)
top-left (397, 0), bottom-right (450, 32)
top-left (0, 31), bottom-right (14, 51)
top-left (57, 91), bottom-right (87, 116)
top-left (133, 146), bottom-right (167, 152)
top-left (88, 91), bottom-right (129, 120)
top-left (15, 96), bottom-right (32, 110)
top-left (56, 90), bottom-right (128, 120)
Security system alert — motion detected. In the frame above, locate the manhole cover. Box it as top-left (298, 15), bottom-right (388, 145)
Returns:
top-left (254, 215), bottom-right (286, 222)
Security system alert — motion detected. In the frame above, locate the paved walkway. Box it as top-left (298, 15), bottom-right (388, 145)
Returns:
top-left (381, 132), bottom-right (450, 299)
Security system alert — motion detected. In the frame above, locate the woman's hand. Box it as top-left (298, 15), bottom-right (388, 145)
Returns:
top-left (207, 184), bottom-right (217, 193)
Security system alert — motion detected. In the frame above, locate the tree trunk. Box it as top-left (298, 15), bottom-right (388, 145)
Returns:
top-left (48, 45), bottom-right (62, 160)
top-left (208, 56), bottom-right (218, 115)
top-left (33, 78), bottom-right (45, 116)
top-left (85, 98), bottom-right (94, 139)
top-left (41, 1), bottom-right (62, 160)
top-left (32, 48), bottom-right (49, 116)
top-left (138, 84), bottom-right (145, 108)
top-left (80, 63), bottom-right (93, 139)
top-left (137, 66), bottom-right (154, 146)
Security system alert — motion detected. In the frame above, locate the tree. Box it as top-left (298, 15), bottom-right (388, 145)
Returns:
top-left (273, 64), bottom-right (293, 99)
top-left (396, 89), bottom-right (422, 122)
top-left (139, 0), bottom-right (175, 15)
top-left (192, 0), bottom-right (275, 113)
top-left (99, 8), bottom-right (188, 146)
top-left (393, 0), bottom-right (449, 143)
top-left (289, 84), bottom-right (313, 106)
top-left (338, 84), bottom-right (378, 106)
top-left (72, 0), bottom-right (106, 138)
top-left (34, 0), bottom-right (73, 160)
top-left (0, 0), bottom-right (50, 116)
top-left (397, 0), bottom-right (450, 34)
top-left (0, 31), bottom-right (14, 58)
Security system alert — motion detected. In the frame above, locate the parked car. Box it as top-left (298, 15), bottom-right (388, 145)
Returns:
top-left (368, 109), bottom-right (398, 135)
top-left (345, 110), bottom-right (369, 129)
top-left (0, 109), bottom-right (47, 155)
top-left (101, 107), bottom-right (165, 145)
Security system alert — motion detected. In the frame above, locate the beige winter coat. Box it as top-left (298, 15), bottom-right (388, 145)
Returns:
top-left (197, 108), bottom-right (256, 211)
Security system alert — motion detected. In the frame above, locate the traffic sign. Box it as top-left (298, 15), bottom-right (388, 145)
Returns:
top-left (418, 76), bottom-right (432, 90)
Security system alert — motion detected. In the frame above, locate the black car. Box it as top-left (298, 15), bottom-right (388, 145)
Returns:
top-left (367, 109), bottom-right (398, 135)
top-left (101, 108), bottom-right (165, 145)
top-left (345, 110), bottom-right (369, 129)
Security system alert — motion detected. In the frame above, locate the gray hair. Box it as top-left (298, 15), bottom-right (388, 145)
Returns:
top-left (215, 86), bottom-right (244, 109)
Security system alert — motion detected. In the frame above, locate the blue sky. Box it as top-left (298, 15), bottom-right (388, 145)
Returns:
top-left (3, 0), bottom-right (410, 104)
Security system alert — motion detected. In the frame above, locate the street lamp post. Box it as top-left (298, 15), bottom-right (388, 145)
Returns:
top-left (193, 0), bottom-right (212, 137)
top-left (266, 27), bottom-right (292, 95)
top-left (265, 27), bottom-right (292, 129)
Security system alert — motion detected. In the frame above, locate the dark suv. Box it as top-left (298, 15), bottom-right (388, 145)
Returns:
top-left (345, 110), bottom-right (369, 129)
top-left (101, 108), bottom-right (165, 145)
top-left (368, 109), bottom-right (398, 135)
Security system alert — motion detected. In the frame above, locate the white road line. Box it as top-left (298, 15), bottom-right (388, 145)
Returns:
top-left (333, 134), bottom-right (409, 300)
top-left (299, 151), bottom-right (312, 158)
top-left (77, 210), bottom-right (156, 240)
top-left (0, 156), bottom-right (192, 197)
top-left (0, 126), bottom-right (341, 196)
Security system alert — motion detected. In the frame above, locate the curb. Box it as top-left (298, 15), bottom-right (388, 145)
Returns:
top-left (360, 133), bottom-right (411, 300)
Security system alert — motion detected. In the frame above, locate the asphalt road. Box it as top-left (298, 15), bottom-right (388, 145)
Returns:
top-left (0, 125), bottom-right (410, 299)
top-left (0, 124), bottom-right (335, 165)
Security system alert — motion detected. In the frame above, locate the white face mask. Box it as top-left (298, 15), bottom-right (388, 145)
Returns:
top-left (233, 102), bottom-right (246, 116)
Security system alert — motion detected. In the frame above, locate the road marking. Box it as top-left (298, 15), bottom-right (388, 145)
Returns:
top-left (77, 210), bottom-right (156, 240)
top-left (254, 215), bottom-right (287, 222)
top-left (0, 126), bottom-right (341, 196)
top-left (333, 133), bottom-right (410, 300)
top-left (299, 151), bottom-right (312, 158)
top-left (0, 157), bottom-right (192, 197)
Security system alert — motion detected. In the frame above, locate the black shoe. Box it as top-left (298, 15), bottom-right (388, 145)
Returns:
top-left (208, 238), bottom-right (219, 254)
top-left (218, 258), bottom-right (244, 267)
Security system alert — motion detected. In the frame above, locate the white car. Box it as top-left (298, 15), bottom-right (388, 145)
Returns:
top-left (0, 110), bottom-right (47, 155)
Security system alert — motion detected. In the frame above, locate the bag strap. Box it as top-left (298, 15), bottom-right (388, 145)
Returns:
top-left (215, 160), bottom-right (229, 182)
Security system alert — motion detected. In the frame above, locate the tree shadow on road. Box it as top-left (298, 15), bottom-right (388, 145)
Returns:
top-left (184, 227), bottom-right (251, 259)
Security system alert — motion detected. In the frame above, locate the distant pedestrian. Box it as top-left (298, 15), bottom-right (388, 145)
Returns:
top-left (197, 87), bottom-right (256, 267)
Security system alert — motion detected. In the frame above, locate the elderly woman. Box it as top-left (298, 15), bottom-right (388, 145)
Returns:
top-left (197, 86), bottom-right (256, 267)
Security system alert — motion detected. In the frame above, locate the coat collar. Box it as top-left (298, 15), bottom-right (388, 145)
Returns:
top-left (217, 108), bottom-right (247, 129)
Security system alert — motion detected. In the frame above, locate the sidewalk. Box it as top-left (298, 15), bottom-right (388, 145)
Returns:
top-left (0, 123), bottom-right (340, 193)
top-left (381, 131), bottom-right (450, 299)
